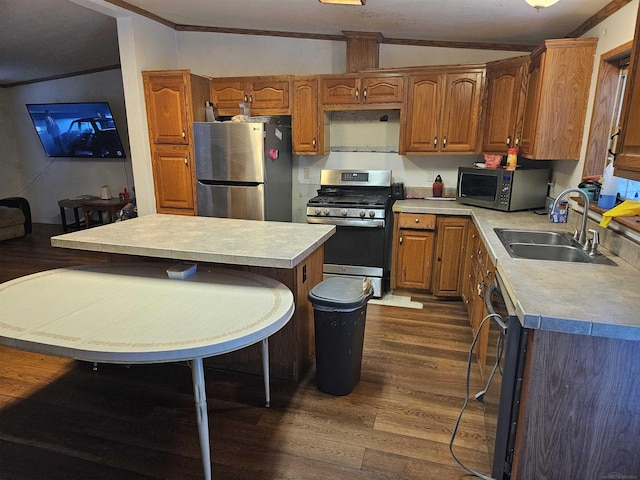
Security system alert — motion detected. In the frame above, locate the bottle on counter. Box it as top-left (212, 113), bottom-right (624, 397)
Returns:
top-left (506, 148), bottom-right (518, 171)
top-left (598, 160), bottom-right (619, 210)
top-left (433, 175), bottom-right (443, 197)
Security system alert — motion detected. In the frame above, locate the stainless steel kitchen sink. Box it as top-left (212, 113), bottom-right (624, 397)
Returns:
top-left (495, 229), bottom-right (574, 246)
top-left (494, 228), bottom-right (616, 265)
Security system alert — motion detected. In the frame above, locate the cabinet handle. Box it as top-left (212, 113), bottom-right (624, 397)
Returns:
top-left (184, 157), bottom-right (188, 165)
top-left (363, 87), bottom-right (367, 101)
top-left (399, 235), bottom-right (403, 245)
top-left (414, 218), bottom-right (420, 223)
top-left (443, 135), bottom-right (447, 149)
top-left (312, 137), bottom-right (317, 148)
top-left (244, 93), bottom-right (248, 103)
top-left (249, 93), bottom-right (253, 104)
top-left (506, 135), bottom-right (512, 146)
top-left (355, 88), bottom-right (359, 101)
top-left (515, 136), bottom-right (520, 146)
top-left (433, 136), bottom-right (438, 149)
top-left (181, 131), bottom-right (186, 139)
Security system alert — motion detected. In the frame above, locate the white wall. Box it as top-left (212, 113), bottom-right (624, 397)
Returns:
top-left (2, 69), bottom-right (133, 224)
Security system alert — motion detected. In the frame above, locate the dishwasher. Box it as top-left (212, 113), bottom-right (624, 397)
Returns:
top-left (450, 276), bottom-right (529, 480)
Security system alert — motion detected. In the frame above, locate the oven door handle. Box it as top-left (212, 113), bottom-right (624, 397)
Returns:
top-left (306, 217), bottom-right (385, 228)
top-left (485, 280), bottom-right (508, 334)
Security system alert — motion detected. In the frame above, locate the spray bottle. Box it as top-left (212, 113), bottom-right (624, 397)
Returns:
top-left (598, 161), bottom-right (619, 210)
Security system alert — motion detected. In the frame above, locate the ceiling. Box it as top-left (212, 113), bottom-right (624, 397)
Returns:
top-left (0, 0), bottom-right (627, 87)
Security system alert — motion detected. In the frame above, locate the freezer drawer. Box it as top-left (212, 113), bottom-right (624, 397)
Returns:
top-left (196, 181), bottom-right (265, 220)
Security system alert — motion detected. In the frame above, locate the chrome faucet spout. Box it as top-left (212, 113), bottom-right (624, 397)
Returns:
top-left (552, 188), bottom-right (590, 245)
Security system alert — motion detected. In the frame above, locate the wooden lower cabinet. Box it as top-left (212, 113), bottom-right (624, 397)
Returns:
top-left (392, 213), bottom-right (436, 290)
top-left (514, 330), bottom-right (640, 478)
top-left (392, 214), bottom-right (468, 296)
top-left (461, 220), bottom-right (495, 373)
top-left (151, 144), bottom-right (195, 214)
top-left (432, 217), bottom-right (468, 296)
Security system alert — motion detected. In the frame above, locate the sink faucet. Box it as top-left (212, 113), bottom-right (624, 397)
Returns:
top-left (552, 188), bottom-right (590, 245)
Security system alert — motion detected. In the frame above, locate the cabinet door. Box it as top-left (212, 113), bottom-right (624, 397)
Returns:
top-left (143, 73), bottom-right (191, 145)
top-left (210, 79), bottom-right (248, 115)
top-left (361, 75), bottom-right (404, 104)
top-left (440, 71), bottom-right (483, 153)
top-left (152, 144), bottom-right (195, 214)
top-left (461, 222), bottom-right (480, 315)
top-left (250, 77), bottom-right (291, 113)
top-left (292, 78), bottom-right (321, 154)
top-left (432, 217), bottom-right (468, 296)
top-left (396, 229), bottom-right (435, 290)
top-left (483, 61), bottom-right (527, 153)
top-left (402, 73), bottom-right (441, 153)
top-left (615, 7), bottom-right (640, 181)
top-left (321, 76), bottom-right (360, 105)
top-left (518, 54), bottom-right (543, 156)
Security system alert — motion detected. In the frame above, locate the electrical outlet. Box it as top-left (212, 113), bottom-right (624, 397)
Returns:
top-left (426, 170), bottom-right (435, 182)
top-left (304, 167), bottom-right (310, 180)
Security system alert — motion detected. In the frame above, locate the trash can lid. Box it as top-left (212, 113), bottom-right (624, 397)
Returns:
top-left (308, 277), bottom-right (373, 309)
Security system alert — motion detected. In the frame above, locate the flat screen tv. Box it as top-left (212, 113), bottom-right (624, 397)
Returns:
top-left (26, 102), bottom-right (126, 158)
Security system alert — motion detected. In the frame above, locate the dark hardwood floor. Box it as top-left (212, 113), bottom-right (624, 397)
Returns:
top-left (0, 224), bottom-right (491, 479)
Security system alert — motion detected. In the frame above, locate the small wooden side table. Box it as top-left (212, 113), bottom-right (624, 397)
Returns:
top-left (82, 197), bottom-right (130, 227)
top-left (58, 195), bottom-right (100, 232)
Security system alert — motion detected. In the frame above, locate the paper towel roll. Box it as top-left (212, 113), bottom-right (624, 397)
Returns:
top-left (101, 185), bottom-right (111, 200)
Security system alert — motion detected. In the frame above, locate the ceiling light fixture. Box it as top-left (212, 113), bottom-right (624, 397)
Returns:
top-left (319, 0), bottom-right (366, 5)
top-left (525, 0), bottom-right (560, 10)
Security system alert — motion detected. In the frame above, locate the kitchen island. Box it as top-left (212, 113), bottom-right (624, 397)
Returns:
top-left (394, 199), bottom-right (640, 480)
top-left (51, 214), bottom-right (335, 381)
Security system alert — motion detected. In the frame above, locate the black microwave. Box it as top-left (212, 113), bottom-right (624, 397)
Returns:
top-left (456, 167), bottom-right (550, 211)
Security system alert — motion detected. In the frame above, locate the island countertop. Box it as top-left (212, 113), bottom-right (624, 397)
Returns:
top-left (393, 200), bottom-right (640, 341)
top-left (51, 214), bottom-right (335, 269)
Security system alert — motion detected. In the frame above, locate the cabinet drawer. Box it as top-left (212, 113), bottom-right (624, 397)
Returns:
top-left (397, 213), bottom-right (436, 229)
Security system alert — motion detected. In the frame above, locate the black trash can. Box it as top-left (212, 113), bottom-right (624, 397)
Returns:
top-left (308, 277), bottom-right (373, 395)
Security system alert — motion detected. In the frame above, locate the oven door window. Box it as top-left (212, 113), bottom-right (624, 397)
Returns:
top-left (460, 173), bottom-right (498, 202)
top-left (324, 225), bottom-right (385, 268)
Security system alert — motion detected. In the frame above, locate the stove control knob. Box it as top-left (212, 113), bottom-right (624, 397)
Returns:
top-left (369, 210), bottom-right (376, 218)
top-left (314, 208), bottom-right (321, 216)
top-left (359, 210), bottom-right (366, 218)
top-left (323, 208), bottom-right (330, 216)
top-left (340, 209), bottom-right (348, 217)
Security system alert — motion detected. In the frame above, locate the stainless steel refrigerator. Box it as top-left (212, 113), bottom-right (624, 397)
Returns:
top-left (193, 121), bottom-right (292, 221)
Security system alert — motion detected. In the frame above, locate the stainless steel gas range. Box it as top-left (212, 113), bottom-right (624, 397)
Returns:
top-left (306, 169), bottom-right (393, 298)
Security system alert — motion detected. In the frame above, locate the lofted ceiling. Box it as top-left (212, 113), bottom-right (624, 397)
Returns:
top-left (0, 0), bottom-right (630, 87)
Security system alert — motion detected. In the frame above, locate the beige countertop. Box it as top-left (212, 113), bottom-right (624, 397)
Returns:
top-left (51, 214), bottom-right (335, 269)
top-left (394, 200), bottom-right (640, 341)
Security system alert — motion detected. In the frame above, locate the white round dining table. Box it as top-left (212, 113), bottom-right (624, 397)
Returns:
top-left (0, 263), bottom-right (295, 480)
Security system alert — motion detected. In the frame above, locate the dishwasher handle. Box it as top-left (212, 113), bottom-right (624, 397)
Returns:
top-left (485, 280), bottom-right (508, 334)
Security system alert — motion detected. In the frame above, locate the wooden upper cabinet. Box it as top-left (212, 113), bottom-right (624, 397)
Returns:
top-left (402, 73), bottom-right (440, 153)
top-left (482, 56), bottom-right (530, 154)
top-left (615, 7), bottom-right (640, 180)
top-left (519, 38), bottom-right (597, 160)
top-left (402, 69), bottom-right (484, 154)
top-left (143, 73), bottom-right (192, 145)
top-left (142, 70), bottom-right (210, 216)
top-left (440, 71), bottom-right (484, 152)
top-left (321, 74), bottom-right (404, 108)
top-left (210, 76), bottom-right (291, 116)
top-left (292, 76), bottom-right (328, 155)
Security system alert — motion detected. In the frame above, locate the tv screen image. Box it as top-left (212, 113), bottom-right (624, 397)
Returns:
top-left (26, 102), bottom-right (126, 158)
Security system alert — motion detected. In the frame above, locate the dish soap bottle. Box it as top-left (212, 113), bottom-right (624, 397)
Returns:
top-left (598, 160), bottom-right (619, 210)
top-left (433, 175), bottom-right (443, 198)
top-left (506, 148), bottom-right (518, 171)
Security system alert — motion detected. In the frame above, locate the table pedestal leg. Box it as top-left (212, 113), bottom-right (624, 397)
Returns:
top-left (261, 338), bottom-right (270, 407)
top-left (190, 358), bottom-right (212, 480)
